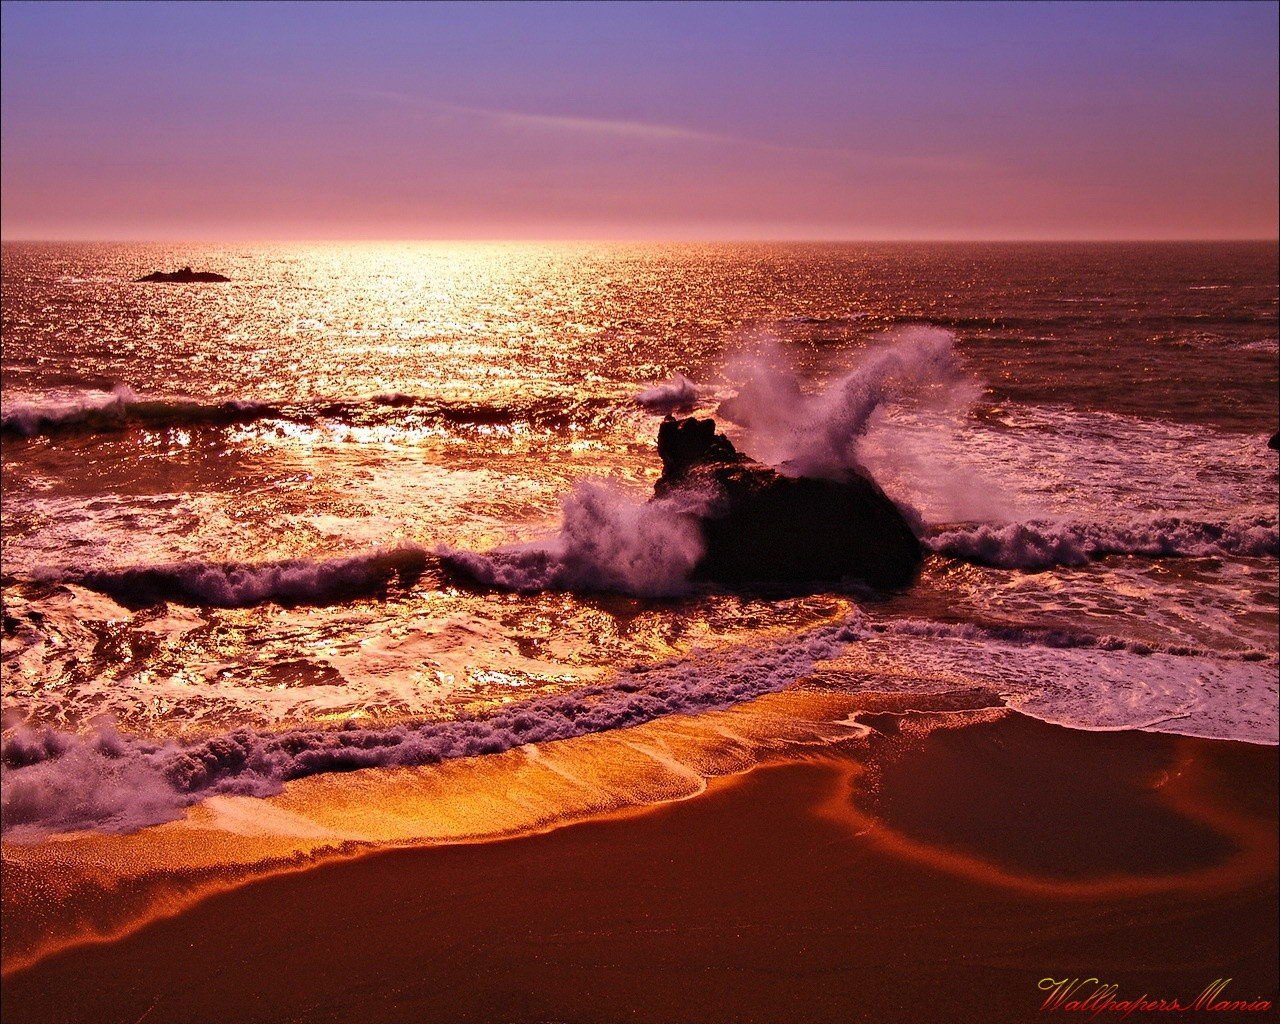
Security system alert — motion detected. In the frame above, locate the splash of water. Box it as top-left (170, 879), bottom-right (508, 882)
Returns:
top-left (634, 373), bottom-right (700, 414)
top-left (716, 326), bottom-right (1011, 523)
top-left (439, 481), bottom-right (713, 597)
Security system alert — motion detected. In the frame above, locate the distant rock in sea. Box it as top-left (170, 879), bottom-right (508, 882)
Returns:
top-left (654, 416), bottom-right (923, 590)
top-left (135, 266), bottom-right (230, 283)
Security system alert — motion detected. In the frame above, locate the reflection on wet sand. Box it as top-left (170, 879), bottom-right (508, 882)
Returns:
top-left (5, 694), bottom-right (1274, 998)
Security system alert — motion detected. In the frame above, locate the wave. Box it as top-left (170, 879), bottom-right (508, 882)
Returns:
top-left (895, 311), bottom-right (1271, 333)
top-left (346, 393), bottom-right (621, 431)
top-left (633, 374), bottom-right (700, 414)
top-left (60, 545), bottom-right (431, 609)
top-left (0, 386), bottom-right (275, 437)
top-left (864, 617), bottom-right (1275, 662)
top-left (42, 485), bottom-right (708, 606)
top-left (0, 618), bottom-right (858, 837)
top-left (1, 388), bottom-right (622, 439)
top-left (716, 327), bottom-right (1001, 527)
top-left (439, 482), bottom-right (711, 598)
top-left (716, 327), bottom-right (977, 485)
top-left (6, 597), bottom-right (1272, 837)
top-left (846, 618), bottom-right (1278, 746)
top-left (928, 515), bottom-right (1279, 569)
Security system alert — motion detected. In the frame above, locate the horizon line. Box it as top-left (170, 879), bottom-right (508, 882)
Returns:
top-left (2, 236), bottom-right (1278, 246)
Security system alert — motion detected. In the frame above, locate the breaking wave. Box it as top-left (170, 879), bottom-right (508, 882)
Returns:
top-left (1, 386), bottom-right (274, 437)
top-left (0, 618), bottom-right (858, 837)
top-left (60, 545), bottom-right (431, 609)
top-left (34, 481), bottom-right (706, 608)
top-left (712, 326), bottom-right (1012, 526)
top-left (1, 388), bottom-right (622, 439)
top-left (634, 374), bottom-right (700, 414)
top-left (928, 515), bottom-right (1279, 569)
top-left (845, 619), bottom-right (1278, 745)
top-left (717, 326), bottom-right (974, 480)
top-left (440, 482), bottom-right (712, 598)
top-left (865, 616), bottom-right (1275, 662)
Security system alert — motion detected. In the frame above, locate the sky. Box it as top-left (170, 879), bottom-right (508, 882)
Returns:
top-left (1, 1), bottom-right (1277, 241)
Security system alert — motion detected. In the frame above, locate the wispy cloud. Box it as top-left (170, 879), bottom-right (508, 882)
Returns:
top-left (358, 89), bottom-right (762, 147)
top-left (353, 88), bottom-right (983, 172)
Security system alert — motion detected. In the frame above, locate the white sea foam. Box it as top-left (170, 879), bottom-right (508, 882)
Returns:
top-left (717, 333), bottom-right (1276, 531)
top-left (7, 601), bottom-right (1276, 839)
top-left (1, 617), bottom-right (858, 837)
top-left (838, 623), bottom-right (1279, 746)
top-left (0, 386), bottom-right (618, 438)
top-left (0, 386), bottom-right (276, 436)
top-left (865, 616), bottom-right (1274, 662)
top-left (64, 544), bottom-right (431, 608)
top-left (1, 386), bottom-right (139, 435)
top-left (439, 481), bottom-right (712, 597)
top-left (929, 515), bottom-right (1279, 569)
top-left (718, 327), bottom-right (976, 480)
top-left (714, 327), bottom-right (1014, 524)
top-left (634, 374), bottom-right (700, 413)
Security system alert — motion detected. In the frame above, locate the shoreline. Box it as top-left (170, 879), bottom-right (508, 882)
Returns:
top-left (3, 706), bottom-right (1275, 1023)
top-left (0, 687), bottom-right (922, 974)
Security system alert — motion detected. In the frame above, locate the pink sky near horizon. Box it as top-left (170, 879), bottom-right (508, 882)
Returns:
top-left (1, 2), bottom-right (1277, 242)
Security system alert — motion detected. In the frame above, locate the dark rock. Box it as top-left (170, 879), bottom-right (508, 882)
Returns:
top-left (654, 416), bottom-right (923, 590)
top-left (136, 266), bottom-right (230, 283)
top-left (656, 416), bottom-right (748, 476)
top-left (1269, 431), bottom-right (1279, 452)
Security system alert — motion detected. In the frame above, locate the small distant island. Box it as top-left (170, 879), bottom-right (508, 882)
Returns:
top-left (135, 266), bottom-right (231, 283)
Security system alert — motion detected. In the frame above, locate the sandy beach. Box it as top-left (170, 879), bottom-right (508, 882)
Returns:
top-left (3, 709), bottom-right (1275, 1024)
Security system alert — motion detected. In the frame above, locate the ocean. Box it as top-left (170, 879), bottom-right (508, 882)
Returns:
top-left (2, 240), bottom-right (1277, 837)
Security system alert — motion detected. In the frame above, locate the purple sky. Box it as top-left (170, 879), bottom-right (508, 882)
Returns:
top-left (2, 1), bottom-right (1276, 241)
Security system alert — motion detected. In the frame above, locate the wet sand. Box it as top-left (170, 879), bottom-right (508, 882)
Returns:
top-left (2, 713), bottom-right (1276, 1024)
